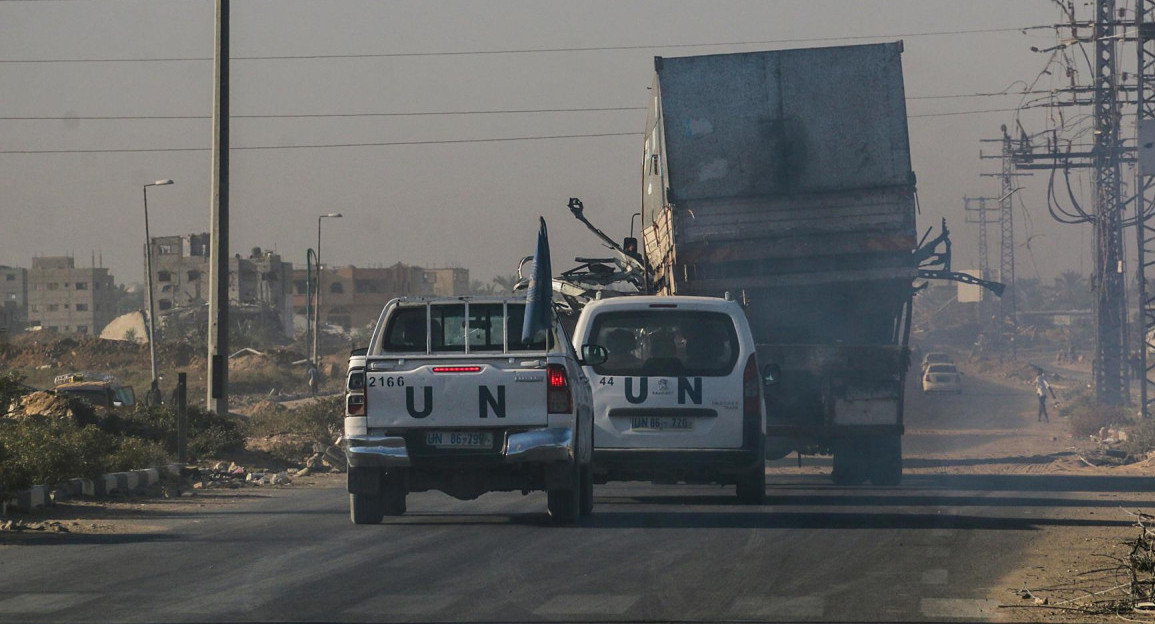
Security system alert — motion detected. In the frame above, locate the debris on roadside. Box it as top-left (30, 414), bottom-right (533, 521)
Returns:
top-left (1003, 509), bottom-right (1155, 617)
top-left (187, 464), bottom-right (294, 490)
top-left (1, 519), bottom-right (71, 533)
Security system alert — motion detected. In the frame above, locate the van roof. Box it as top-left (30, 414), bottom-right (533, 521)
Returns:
top-left (390, 296), bottom-right (528, 305)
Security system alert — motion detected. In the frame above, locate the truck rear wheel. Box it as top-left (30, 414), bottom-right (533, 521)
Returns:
top-left (382, 474), bottom-right (407, 516)
top-left (579, 463), bottom-right (594, 516)
top-left (867, 435), bottom-right (902, 486)
top-left (350, 493), bottom-right (385, 524)
top-left (547, 463), bottom-right (580, 525)
top-left (736, 466), bottom-right (766, 505)
top-left (831, 441), bottom-right (869, 486)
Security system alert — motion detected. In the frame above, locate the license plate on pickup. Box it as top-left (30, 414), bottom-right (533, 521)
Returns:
top-left (425, 431), bottom-right (494, 448)
top-left (630, 416), bottom-right (693, 432)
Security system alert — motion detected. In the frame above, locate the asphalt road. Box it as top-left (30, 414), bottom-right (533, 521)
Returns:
top-left (3, 371), bottom-right (1154, 623)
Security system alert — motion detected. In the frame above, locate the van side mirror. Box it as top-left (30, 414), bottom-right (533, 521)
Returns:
top-left (351, 347), bottom-right (368, 357)
top-left (580, 344), bottom-right (609, 366)
top-left (762, 363), bottom-right (782, 386)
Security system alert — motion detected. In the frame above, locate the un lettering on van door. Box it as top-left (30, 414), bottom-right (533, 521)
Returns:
top-left (404, 386), bottom-right (507, 418)
top-left (623, 377), bottom-right (702, 405)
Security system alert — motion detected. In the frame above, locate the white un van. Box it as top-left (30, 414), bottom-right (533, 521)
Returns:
top-left (571, 295), bottom-right (768, 504)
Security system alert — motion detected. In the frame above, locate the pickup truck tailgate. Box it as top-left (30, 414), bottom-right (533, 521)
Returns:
top-left (365, 359), bottom-right (549, 429)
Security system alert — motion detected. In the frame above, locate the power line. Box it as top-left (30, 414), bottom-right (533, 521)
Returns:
top-left (0, 27), bottom-right (1040, 64)
top-left (0, 104), bottom-right (1039, 122)
top-left (0, 106), bottom-right (647, 121)
top-left (908, 107), bottom-right (1025, 118)
top-left (0, 131), bottom-right (642, 154)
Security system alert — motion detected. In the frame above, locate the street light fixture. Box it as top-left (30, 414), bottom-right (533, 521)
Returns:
top-left (143, 179), bottom-right (174, 406)
top-left (314, 213), bottom-right (343, 366)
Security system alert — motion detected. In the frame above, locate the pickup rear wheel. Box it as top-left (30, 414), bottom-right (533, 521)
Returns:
top-left (547, 463), bottom-right (580, 525)
top-left (350, 493), bottom-right (385, 525)
top-left (579, 463), bottom-right (594, 516)
top-left (381, 475), bottom-right (407, 516)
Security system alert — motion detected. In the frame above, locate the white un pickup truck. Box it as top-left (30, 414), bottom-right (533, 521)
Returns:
top-left (343, 297), bottom-right (606, 525)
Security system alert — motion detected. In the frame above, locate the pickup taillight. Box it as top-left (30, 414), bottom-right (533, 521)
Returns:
top-left (347, 370), bottom-right (365, 416)
top-left (547, 364), bottom-right (572, 414)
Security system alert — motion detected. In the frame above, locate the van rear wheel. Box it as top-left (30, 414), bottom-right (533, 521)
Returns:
top-left (736, 466), bottom-right (766, 505)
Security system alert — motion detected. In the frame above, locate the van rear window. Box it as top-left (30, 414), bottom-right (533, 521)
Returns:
top-left (378, 303), bottom-right (547, 353)
top-left (588, 310), bottom-right (739, 377)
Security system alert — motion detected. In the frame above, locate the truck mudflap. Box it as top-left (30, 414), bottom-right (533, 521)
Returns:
top-left (344, 427), bottom-right (575, 469)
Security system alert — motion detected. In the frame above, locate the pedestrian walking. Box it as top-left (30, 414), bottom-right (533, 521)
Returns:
top-left (1035, 371), bottom-right (1056, 422)
top-left (306, 362), bottom-right (319, 397)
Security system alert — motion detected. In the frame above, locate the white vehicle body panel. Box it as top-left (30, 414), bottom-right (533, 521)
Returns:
top-left (572, 296), bottom-right (759, 451)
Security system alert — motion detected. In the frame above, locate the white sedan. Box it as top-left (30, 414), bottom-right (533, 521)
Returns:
top-left (922, 364), bottom-right (962, 393)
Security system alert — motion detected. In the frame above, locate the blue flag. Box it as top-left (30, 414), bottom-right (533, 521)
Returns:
top-left (522, 216), bottom-right (553, 343)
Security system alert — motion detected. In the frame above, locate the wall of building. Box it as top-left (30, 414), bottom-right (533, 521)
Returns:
top-left (291, 263), bottom-right (469, 331)
top-left (27, 257), bottom-right (116, 335)
top-left (0, 266), bottom-right (28, 336)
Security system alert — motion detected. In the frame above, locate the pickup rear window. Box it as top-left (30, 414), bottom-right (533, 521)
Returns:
top-left (589, 310), bottom-right (740, 377)
top-left (378, 303), bottom-right (548, 353)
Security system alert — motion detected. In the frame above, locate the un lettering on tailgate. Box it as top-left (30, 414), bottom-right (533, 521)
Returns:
top-left (366, 370), bottom-right (546, 426)
top-left (596, 376), bottom-right (704, 405)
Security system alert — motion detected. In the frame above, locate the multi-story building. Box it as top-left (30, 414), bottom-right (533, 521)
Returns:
top-left (27, 257), bottom-right (117, 335)
top-left (230, 248), bottom-right (295, 336)
top-left (149, 234), bottom-right (293, 337)
top-left (151, 233), bottom-right (210, 312)
top-left (0, 265), bottom-right (28, 337)
top-left (420, 267), bottom-right (471, 297)
top-left (291, 263), bottom-right (469, 331)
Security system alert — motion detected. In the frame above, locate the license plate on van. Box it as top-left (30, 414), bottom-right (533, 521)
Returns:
top-left (630, 417), bottom-right (693, 432)
top-left (425, 431), bottom-right (494, 448)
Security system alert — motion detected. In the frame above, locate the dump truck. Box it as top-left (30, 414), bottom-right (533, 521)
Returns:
top-left (638, 43), bottom-right (918, 485)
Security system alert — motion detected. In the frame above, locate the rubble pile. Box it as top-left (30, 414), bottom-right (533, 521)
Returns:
top-left (9, 391), bottom-right (100, 425)
top-left (1076, 426), bottom-right (1154, 467)
top-left (0, 519), bottom-right (71, 533)
top-left (190, 462), bottom-right (294, 490)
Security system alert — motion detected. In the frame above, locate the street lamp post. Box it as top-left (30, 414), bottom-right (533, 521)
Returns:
top-left (314, 213), bottom-right (342, 366)
top-left (143, 179), bottom-right (174, 405)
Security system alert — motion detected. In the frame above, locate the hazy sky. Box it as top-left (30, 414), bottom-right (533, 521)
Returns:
top-left (0, 0), bottom-right (1102, 287)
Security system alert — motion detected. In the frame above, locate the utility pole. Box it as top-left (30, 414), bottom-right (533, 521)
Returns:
top-left (980, 128), bottom-right (1028, 358)
top-left (1092, 0), bottom-right (1128, 406)
top-left (965, 195), bottom-right (999, 322)
top-left (206, 0), bottom-right (230, 415)
top-left (986, 0), bottom-right (1143, 406)
top-left (1136, 0), bottom-right (1155, 416)
top-left (999, 129), bottom-right (1019, 336)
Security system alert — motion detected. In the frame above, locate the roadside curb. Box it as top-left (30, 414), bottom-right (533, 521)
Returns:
top-left (4, 463), bottom-right (182, 513)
